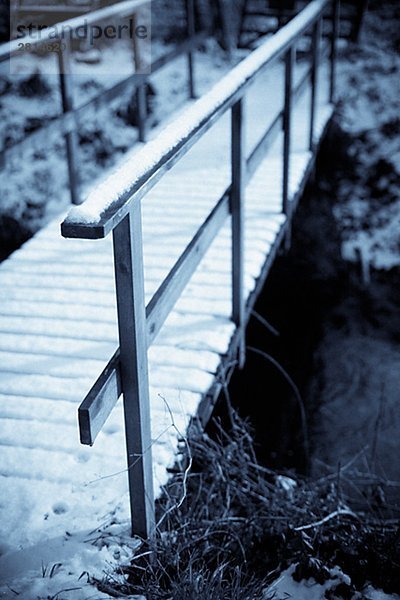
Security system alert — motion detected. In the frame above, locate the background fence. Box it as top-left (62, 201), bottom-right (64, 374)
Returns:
top-left (0, 0), bottom-right (209, 204)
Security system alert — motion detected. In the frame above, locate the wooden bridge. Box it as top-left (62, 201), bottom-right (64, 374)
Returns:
top-left (0, 0), bottom-right (338, 553)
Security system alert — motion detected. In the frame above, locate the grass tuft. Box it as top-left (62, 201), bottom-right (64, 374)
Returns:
top-left (95, 407), bottom-right (400, 599)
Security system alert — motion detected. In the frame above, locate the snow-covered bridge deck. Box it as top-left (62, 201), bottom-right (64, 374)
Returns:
top-left (0, 0), bottom-right (335, 558)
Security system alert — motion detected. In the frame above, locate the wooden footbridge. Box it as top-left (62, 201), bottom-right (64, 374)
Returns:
top-left (0, 0), bottom-right (339, 552)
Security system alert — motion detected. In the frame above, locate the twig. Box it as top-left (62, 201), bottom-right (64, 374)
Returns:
top-left (336, 460), bottom-right (342, 507)
top-left (250, 309), bottom-right (280, 337)
top-left (247, 346), bottom-right (310, 466)
top-left (371, 382), bottom-right (386, 471)
top-left (155, 394), bottom-right (193, 530)
top-left (85, 422), bottom-right (174, 485)
top-left (315, 446), bottom-right (370, 482)
top-left (294, 508), bottom-right (360, 531)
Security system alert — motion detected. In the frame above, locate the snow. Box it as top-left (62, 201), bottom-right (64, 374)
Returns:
top-left (64, 0), bottom-right (328, 228)
top-left (333, 5), bottom-right (400, 270)
top-left (264, 565), bottom-right (400, 600)
top-left (0, 525), bottom-right (141, 600)
top-left (0, 9), bottom-right (335, 597)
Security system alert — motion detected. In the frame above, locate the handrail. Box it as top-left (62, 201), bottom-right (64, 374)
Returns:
top-left (61, 0), bottom-right (339, 540)
top-left (62, 0), bottom-right (330, 239)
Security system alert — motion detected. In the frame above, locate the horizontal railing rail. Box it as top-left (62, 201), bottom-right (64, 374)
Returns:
top-left (1, 0), bottom-right (207, 203)
top-left (13, 4), bottom-right (97, 16)
top-left (61, 0), bottom-right (339, 540)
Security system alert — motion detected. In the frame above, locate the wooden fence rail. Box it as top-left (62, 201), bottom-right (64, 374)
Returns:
top-left (61, 0), bottom-right (339, 540)
top-left (0, 0), bottom-right (207, 203)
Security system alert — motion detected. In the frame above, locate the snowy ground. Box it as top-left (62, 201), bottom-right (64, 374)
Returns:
top-left (333, 2), bottom-right (400, 269)
top-left (264, 565), bottom-right (399, 600)
top-left (298, 6), bottom-right (400, 598)
top-left (309, 2), bottom-right (400, 482)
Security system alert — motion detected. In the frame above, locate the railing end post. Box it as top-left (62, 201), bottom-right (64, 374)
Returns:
top-left (231, 99), bottom-right (245, 333)
top-left (329, 0), bottom-right (340, 103)
top-left (282, 45), bottom-right (295, 215)
top-left (113, 209), bottom-right (155, 541)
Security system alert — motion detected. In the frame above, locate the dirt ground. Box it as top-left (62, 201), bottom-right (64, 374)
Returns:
top-left (308, 263), bottom-right (400, 511)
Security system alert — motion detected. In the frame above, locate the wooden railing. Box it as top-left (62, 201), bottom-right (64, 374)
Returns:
top-left (13, 0), bottom-right (101, 18)
top-left (0, 0), bottom-right (207, 204)
top-left (61, 0), bottom-right (339, 540)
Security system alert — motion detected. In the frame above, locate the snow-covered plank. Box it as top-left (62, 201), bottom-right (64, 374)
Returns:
top-left (0, 333), bottom-right (115, 360)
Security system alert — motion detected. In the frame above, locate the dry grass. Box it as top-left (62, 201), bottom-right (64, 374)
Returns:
top-left (93, 404), bottom-right (400, 599)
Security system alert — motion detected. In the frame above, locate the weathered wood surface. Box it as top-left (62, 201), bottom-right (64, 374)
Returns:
top-left (113, 209), bottom-right (155, 538)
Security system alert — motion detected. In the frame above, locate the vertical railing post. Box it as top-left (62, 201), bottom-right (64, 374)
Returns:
top-left (133, 12), bottom-right (148, 143)
top-left (309, 17), bottom-right (322, 151)
top-left (282, 45), bottom-right (294, 216)
top-left (330, 0), bottom-right (339, 103)
top-left (231, 99), bottom-right (245, 368)
top-left (350, 0), bottom-right (366, 43)
top-left (135, 78), bottom-right (148, 143)
top-left (58, 40), bottom-right (80, 205)
top-left (186, 0), bottom-right (196, 99)
top-left (113, 206), bottom-right (155, 540)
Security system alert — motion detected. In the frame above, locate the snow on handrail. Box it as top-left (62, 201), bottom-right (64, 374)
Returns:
top-left (0, 0), bottom-right (149, 60)
top-left (62, 0), bottom-right (329, 238)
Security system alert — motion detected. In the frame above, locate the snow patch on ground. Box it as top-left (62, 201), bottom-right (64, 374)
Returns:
top-left (334, 4), bottom-right (400, 270)
top-left (0, 519), bottom-right (141, 599)
top-left (264, 565), bottom-right (400, 600)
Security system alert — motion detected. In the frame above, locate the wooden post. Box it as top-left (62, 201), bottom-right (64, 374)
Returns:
top-left (186, 0), bottom-right (196, 99)
top-left (133, 12), bottom-right (148, 143)
top-left (309, 18), bottom-right (321, 151)
top-left (330, 0), bottom-right (339, 103)
top-left (231, 99), bottom-right (245, 368)
top-left (282, 45), bottom-right (294, 215)
top-left (58, 40), bottom-right (80, 205)
top-left (217, 0), bottom-right (234, 58)
top-left (135, 81), bottom-right (148, 143)
top-left (112, 207), bottom-right (155, 540)
top-left (350, 0), bottom-right (367, 43)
